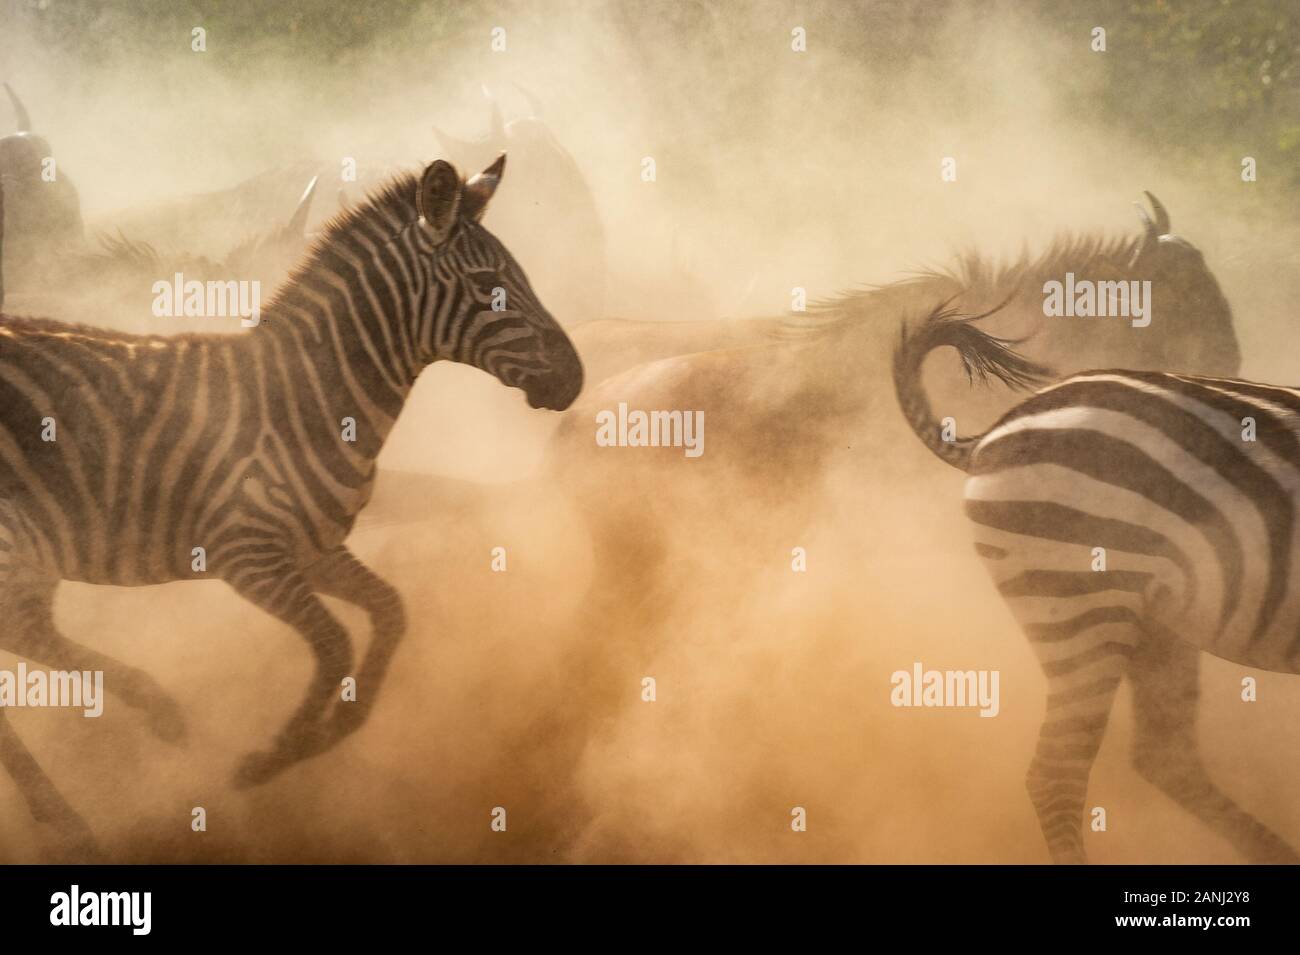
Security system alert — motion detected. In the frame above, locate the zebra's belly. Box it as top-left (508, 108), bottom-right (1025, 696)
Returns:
top-left (61, 565), bottom-right (191, 588)
top-left (55, 537), bottom-right (203, 588)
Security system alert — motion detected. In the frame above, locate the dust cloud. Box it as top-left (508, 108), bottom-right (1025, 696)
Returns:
top-left (0, 0), bottom-right (1297, 863)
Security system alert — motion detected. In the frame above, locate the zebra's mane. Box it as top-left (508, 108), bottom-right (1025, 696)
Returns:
top-left (272, 169), bottom-right (422, 304)
top-left (784, 230), bottom-right (1144, 336)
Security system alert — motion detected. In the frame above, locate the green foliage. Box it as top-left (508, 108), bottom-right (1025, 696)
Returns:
top-left (14, 0), bottom-right (441, 64)
top-left (13, 0), bottom-right (1297, 184)
top-left (1047, 0), bottom-right (1299, 184)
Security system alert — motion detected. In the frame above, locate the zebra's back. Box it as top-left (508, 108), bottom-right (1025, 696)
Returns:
top-left (0, 315), bottom-right (260, 585)
top-left (964, 370), bottom-right (1300, 674)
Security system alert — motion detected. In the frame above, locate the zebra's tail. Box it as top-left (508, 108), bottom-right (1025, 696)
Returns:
top-left (892, 300), bottom-right (1052, 472)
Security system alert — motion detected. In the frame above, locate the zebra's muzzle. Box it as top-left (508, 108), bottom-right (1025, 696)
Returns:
top-left (526, 369), bottom-right (583, 410)
top-left (525, 340), bottom-right (584, 410)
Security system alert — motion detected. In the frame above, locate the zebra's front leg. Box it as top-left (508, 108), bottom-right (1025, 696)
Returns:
top-left (224, 563), bottom-right (355, 789)
top-left (1130, 632), bottom-right (1300, 863)
top-left (0, 559), bottom-right (102, 859)
top-left (304, 546), bottom-right (406, 743)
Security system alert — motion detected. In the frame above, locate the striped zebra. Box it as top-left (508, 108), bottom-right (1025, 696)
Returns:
top-left (893, 305), bottom-right (1299, 863)
top-left (0, 154), bottom-right (582, 854)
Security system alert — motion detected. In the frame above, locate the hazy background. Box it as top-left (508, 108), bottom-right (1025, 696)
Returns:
top-left (0, 0), bottom-right (1297, 863)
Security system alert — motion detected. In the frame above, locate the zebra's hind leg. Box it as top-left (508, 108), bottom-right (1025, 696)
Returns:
top-left (304, 546), bottom-right (406, 744)
top-left (1129, 631), bottom-right (1299, 863)
top-left (1024, 618), bottom-right (1138, 864)
top-left (0, 575), bottom-right (186, 743)
top-left (224, 561), bottom-right (355, 789)
top-left (0, 708), bottom-right (102, 861)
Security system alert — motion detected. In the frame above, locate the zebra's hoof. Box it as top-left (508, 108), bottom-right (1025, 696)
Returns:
top-left (230, 750), bottom-right (282, 789)
top-left (1248, 836), bottom-right (1300, 864)
top-left (57, 837), bottom-right (105, 864)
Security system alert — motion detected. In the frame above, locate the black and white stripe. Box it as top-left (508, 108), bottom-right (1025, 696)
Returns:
top-left (0, 155), bottom-right (583, 851)
top-left (895, 306), bottom-right (1299, 863)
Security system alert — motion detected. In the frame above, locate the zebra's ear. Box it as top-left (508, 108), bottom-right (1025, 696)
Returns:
top-left (461, 153), bottom-right (506, 223)
top-left (417, 160), bottom-right (462, 243)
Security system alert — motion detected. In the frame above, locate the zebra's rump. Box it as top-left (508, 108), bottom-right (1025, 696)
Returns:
top-left (963, 370), bottom-right (1300, 673)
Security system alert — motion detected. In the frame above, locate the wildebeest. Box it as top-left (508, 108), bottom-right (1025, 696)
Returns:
top-left (0, 80), bottom-right (330, 324)
top-left (6, 175), bottom-right (319, 332)
top-left (0, 83), bottom-right (84, 276)
top-left (88, 176), bottom-right (318, 296)
top-left (364, 195), bottom-right (1240, 610)
top-left (435, 87), bottom-right (606, 325)
top-left (517, 194), bottom-right (1246, 860)
top-left (553, 194), bottom-right (1238, 604)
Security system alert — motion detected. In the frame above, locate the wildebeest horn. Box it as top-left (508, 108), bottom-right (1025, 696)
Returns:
top-left (1144, 191), bottom-right (1170, 234)
top-left (4, 82), bottom-right (31, 132)
top-left (1129, 199), bottom-right (1160, 268)
top-left (461, 153), bottom-right (506, 222)
top-left (287, 176), bottom-right (318, 235)
top-left (1133, 200), bottom-right (1157, 238)
top-left (513, 81), bottom-right (543, 118)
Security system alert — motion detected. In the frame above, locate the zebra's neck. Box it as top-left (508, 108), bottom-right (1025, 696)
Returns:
top-left (250, 267), bottom-right (425, 470)
top-left (242, 173), bottom-right (451, 470)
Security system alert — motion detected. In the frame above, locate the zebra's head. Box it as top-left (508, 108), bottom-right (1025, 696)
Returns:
top-left (415, 154), bottom-right (584, 410)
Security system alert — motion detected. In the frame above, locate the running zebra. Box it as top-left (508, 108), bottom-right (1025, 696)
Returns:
top-left (894, 305), bottom-right (1299, 864)
top-left (0, 155), bottom-right (583, 852)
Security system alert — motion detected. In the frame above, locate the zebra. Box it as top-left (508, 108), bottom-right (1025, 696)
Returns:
top-left (893, 304), bottom-right (1299, 863)
top-left (0, 154), bottom-right (583, 855)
